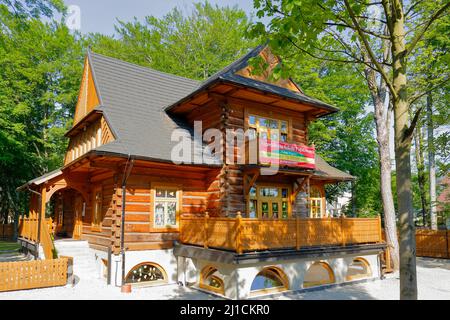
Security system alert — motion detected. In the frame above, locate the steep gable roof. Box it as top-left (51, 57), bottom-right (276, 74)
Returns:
top-left (165, 45), bottom-right (339, 114)
top-left (85, 51), bottom-right (202, 162)
top-left (60, 49), bottom-right (352, 182)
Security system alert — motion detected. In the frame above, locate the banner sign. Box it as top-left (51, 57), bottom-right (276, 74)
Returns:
top-left (259, 139), bottom-right (315, 169)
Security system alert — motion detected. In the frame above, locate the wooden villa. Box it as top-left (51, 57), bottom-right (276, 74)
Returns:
top-left (17, 45), bottom-right (385, 299)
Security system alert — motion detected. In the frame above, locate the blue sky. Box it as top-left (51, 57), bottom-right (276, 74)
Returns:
top-left (62, 0), bottom-right (257, 35)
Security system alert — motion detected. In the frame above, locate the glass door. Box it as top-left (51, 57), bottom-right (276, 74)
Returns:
top-left (248, 185), bottom-right (290, 219)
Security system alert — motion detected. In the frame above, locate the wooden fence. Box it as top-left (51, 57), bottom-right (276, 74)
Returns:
top-left (0, 258), bottom-right (68, 292)
top-left (0, 224), bottom-right (14, 240)
top-left (416, 229), bottom-right (449, 258)
top-left (381, 229), bottom-right (449, 271)
top-left (180, 214), bottom-right (382, 254)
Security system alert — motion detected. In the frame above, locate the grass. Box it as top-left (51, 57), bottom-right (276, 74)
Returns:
top-left (0, 241), bottom-right (20, 252)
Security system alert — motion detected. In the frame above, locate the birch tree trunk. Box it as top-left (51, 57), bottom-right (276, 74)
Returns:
top-left (427, 93), bottom-right (438, 230)
top-left (413, 125), bottom-right (428, 226)
top-left (362, 36), bottom-right (400, 271)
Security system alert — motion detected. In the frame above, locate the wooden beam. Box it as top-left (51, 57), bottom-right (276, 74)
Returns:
top-left (89, 160), bottom-right (122, 171)
top-left (244, 169), bottom-right (260, 196)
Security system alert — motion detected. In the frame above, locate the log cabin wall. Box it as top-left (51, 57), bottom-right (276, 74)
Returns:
top-left (80, 175), bottom-right (114, 252)
top-left (107, 167), bottom-right (220, 254)
top-left (195, 96), bottom-right (313, 217)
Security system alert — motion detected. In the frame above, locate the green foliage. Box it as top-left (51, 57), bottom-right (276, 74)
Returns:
top-left (0, 6), bottom-right (83, 220)
top-left (292, 55), bottom-right (381, 216)
top-left (88, 1), bottom-right (257, 80)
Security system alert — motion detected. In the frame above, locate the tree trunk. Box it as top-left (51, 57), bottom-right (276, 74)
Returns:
top-left (413, 124), bottom-right (428, 227)
top-left (427, 93), bottom-right (438, 230)
top-left (372, 94), bottom-right (400, 271)
top-left (391, 4), bottom-right (417, 299)
top-left (363, 44), bottom-right (400, 271)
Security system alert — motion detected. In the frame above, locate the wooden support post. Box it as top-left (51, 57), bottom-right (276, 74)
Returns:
top-left (341, 215), bottom-right (346, 246)
top-left (296, 217), bottom-right (300, 250)
top-left (236, 211), bottom-right (243, 254)
top-left (204, 212), bottom-right (209, 249)
top-left (385, 245), bottom-right (392, 272)
top-left (377, 215), bottom-right (382, 243)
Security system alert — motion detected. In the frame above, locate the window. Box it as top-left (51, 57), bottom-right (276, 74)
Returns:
top-left (248, 114), bottom-right (289, 142)
top-left (346, 258), bottom-right (372, 281)
top-left (310, 186), bottom-right (324, 218)
top-left (125, 262), bottom-right (166, 285)
top-left (200, 266), bottom-right (225, 295)
top-left (154, 188), bottom-right (179, 228)
top-left (303, 262), bottom-right (335, 288)
top-left (248, 185), bottom-right (290, 219)
top-left (92, 189), bottom-right (102, 230)
top-left (250, 267), bottom-right (288, 295)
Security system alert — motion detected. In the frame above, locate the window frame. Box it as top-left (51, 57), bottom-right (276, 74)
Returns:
top-left (303, 261), bottom-right (335, 288)
top-left (150, 183), bottom-right (182, 232)
top-left (199, 265), bottom-right (225, 296)
top-left (125, 262), bottom-right (167, 286)
top-left (249, 266), bottom-right (289, 296)
top-left (247, 184), bottom-right (291, 219)
top-left (247, 114), bottom-right (289, 143)
top-left (309, 185), bottom-right (326, 218)
top-left (345, 257), bottom-right (372, 281)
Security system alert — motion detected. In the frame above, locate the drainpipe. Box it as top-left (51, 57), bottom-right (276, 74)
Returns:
top-left (120, 156), bottom-right (134, 286)
top-left (27, 186), bottom-right (42, 259)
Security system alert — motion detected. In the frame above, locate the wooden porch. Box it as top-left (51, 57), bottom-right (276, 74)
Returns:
top-left (180, 214), bottom-right (383, 254)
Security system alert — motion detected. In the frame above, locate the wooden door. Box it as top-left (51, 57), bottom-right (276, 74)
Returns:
top-left (73, 195), bottom-right (84, 239)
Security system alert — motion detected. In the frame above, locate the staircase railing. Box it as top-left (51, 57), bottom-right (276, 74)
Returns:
top-left (18, 217), bottom-right (56, 259)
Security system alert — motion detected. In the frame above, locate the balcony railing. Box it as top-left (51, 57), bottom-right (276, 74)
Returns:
top-left (180, 214), bottom-right (382, 254)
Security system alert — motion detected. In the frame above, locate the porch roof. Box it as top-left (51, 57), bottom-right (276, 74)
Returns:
top-left (314, 155), bottom-right (355, 181)
top-left (16, 168), bottom-right (63, 191)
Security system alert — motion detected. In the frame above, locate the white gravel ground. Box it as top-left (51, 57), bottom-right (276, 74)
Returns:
top-left (0, 257), bottom-right (448, 300)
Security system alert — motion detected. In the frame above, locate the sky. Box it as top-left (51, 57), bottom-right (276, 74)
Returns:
top-left (62, 0), bottom-right (257, 36)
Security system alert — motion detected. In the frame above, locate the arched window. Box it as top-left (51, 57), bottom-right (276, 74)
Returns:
top-left (346, 258), bottom-right (372, 281)
top-left (303, 261), bottom-right (335, 288)
top-left (199, 266), bottom-right (225, 295)
top-left (250, 267), bottom-right (289, 295)
top-left (125, 262), bottom-right (167, 285)
top-left (310, 186), bottom-right (324, 218)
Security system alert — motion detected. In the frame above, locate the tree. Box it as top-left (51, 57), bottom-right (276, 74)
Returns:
top-left (88, 1), bottom-right (257, 80)
top-left (249, 0), bottom-right (450, 299)
top-left (0, 5), bottom-right (83, 223)
top-left (293, 57), bottom-right (381, 217)
top-left (408, 10), bottom-right (449, 230)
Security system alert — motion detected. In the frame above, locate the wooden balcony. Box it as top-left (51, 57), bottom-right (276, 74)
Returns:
top-left (180, 214), bottom-right (383, 254)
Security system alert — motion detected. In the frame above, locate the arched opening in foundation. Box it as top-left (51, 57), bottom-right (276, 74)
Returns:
top-left (199, 265), bottom-right (225, 295)
top-left (345, 257), bottom-right (372, 281)
top-left (125, 262), bottom-right (167, 286)
top-left (250, 266), bottom-right (289, 296)
top-left (303, 261), bottom-right (335, 288)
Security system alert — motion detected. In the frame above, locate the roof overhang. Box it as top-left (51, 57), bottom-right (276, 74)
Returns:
top-left (166, 78), bottom-right (339, 118)
top-left (16, 168), bottom-right (63, 192)
top-left (65, 109), bottom-right (103, 137)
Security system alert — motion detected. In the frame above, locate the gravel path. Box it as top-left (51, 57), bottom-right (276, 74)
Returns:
top-left (0, 257), bottom-right (448, 300)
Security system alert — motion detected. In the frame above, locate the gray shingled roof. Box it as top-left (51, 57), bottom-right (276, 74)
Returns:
top-left (88, 51), bottom-right (202, 161)
top-left (165, 45), bottom-right (339, 113)
top-left (314, 155), bottom-right (355, 181)
top-left (89, 51), bottom-right (352, 180)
